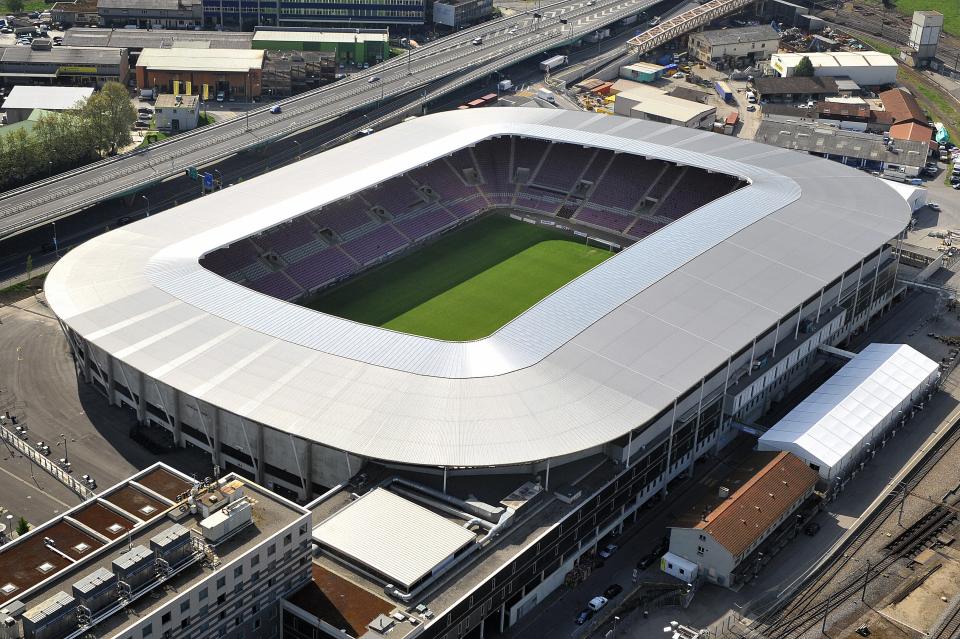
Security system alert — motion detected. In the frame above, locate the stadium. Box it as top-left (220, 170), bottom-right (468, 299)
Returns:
top-left (45, 108), bottom-right (911, 633)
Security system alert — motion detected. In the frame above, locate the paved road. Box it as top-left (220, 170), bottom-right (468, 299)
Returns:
top-left (0, 294), bottom-right (212, 525)
top-left (0, 0), bottom-right (664, 240)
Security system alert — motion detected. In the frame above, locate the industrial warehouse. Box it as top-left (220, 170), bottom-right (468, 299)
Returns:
top-left (42, 108), bottom-right (917, 638)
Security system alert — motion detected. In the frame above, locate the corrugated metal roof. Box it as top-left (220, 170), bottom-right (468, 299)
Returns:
top-left (44, 109), bottom-right (911, 467)
top-left (758, 344), bottom-right (939, 470)
top-left (311, 488), bottom-right (475, 590)
top-left (1, 85), bottom-right (93, 111)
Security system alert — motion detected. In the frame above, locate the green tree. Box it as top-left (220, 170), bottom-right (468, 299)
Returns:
top-left (4, 128), bottom-right (40, 183)
top-left (794, 55), bottom-right (815, 77)
top-left (7, 0), bottom-right (25, 13)
top-left (82, 82), bottom-right (137, 156)
top-left (16, 516), bottom-right (29, 536)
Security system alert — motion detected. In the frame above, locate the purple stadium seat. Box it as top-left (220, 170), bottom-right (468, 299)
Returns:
top-left (395, 208), bottom-right (457, 240)
top-left (341, 224), bottom-right (408, 265)
top-left (286, 247), bottom-right (358, 291)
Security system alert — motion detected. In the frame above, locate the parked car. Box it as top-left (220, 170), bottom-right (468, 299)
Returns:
top-left (134, 121), bottom-right (149, 129)
top-left (598, 543), bottom-right (618, 559)
top-left (587, 596), bottom-right (608, 612)
top-left (216, 90), bottom-right (225, 102)
top-left (137, 107), bottom-right (153, 115)
top-left (270, 104), bottom-right (282, 114)
top-left (637, 553), bottom-right (657, 570)
top-left (575, 610), bottom-right (591, 625)
top-left (603, 584), bottom-right (623, 599)
top-left (804, 522), bottom-right (821, 536)
top-left (929, 202), bottom-right (941, 211)
top-left (0, 27), bottom-right (13, 33)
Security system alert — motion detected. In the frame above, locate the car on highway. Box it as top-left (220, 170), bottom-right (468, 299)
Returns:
top-left (472, 36), bottom-right (483, 45)
top-left (368, 76), bottom-right (381, 83)
top-left (575, 610), bottom-right (592, 625)
top-left (586, 0), bottom-right (596, 5)
top-left (359, 127), bottom-right (374, 136)
top-left (603, 584), bottom-right (623, 599)
top-left (587, 596), bottom-right (608, 612)
top-left (270, 104), bottom-right (282, 114)
top-left (598, 543), bottom-right (618, 559)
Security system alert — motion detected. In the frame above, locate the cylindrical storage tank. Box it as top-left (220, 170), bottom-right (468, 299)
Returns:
top-left (111, 545), bottom-right (155, 593)
top-left (71, 567), bottom-right (118, 616)
top-left (150, 524), bottom-right (193, 567)
top-left (22, 591), bottom-right (77, 639)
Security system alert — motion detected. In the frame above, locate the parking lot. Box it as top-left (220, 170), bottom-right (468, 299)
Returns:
top-left (0, 291), bottom-right (212, 533)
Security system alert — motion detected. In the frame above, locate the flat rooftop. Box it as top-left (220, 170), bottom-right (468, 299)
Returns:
top-left (309, 454), bottom-right (616, 638)
top-left (63, 27), bottom-right (253, 50)
top-left (0, 85), bottom-right (93, 111)
top-left (313, 488), bottom-right (477, 591)
top-left (287, 564), bottom-right (394, 637)
top-left (0, 464), bottom-right (307, 639)
top-left (137, 48), bottom-right (264, 72)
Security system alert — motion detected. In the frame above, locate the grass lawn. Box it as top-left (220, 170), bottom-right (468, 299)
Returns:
top-left (139, 131), bottom-right (169, 147)
top-left (855, 35), bottom-right (899, 57)
top-left (306, 215), bottom-right (611, 340)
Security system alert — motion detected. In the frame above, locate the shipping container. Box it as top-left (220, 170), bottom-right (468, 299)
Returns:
top-left (467, 99), bottom-right (485, 108)
top-left (540, 55), bottom-right (569, 72)
top-left (714, 80), bottom-right (734, 103)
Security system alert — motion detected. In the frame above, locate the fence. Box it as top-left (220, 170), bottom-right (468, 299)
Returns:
top-left (0, 424), bottom-right (94, 500)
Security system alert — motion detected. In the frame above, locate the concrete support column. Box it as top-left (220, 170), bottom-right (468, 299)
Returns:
top-left (256, 422), bottom-right (265, 485)
top-left (661, 399), bottom-right (679, 495)
top-left (80, 339), bottom-right (91, 383)
top-left (770, 319), bottom-right (782, 358)
top-left (499, 603), bottom-right (506, 633)
top-left (172, 387), bottom-right (183, 448)
top-left (105, 354), bottom-right (116, 406)
top-left (815, 286), bottom-right (825, 324)
top-left (689, 379), bottom-right (706, 476)
top-left (212, 406), bottom-right (223, 472)
top-left (544, 458), bottom-right (551, 491)
top-left (135, 369), bottom-right (146, 425)
top-left (849, 258), bottom-right (866, 323)
top-left (715, 357), bottom-right (733, 455)
top-left (864, 253), bottom-right (884, 330)
top-left (304, 441), bottom-right (314, 500)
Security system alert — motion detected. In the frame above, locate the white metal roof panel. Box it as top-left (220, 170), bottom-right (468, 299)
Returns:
top-left (758, 344), bottom-right (939, 469)
top-left (312, 488), bottom-right (476, 590)
top-left (46, 109), bottom-right (911, 467)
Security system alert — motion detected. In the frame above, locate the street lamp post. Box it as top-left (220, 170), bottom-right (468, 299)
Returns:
top-left (51, 222), bottom-right (58, 258)
top-left (59, 433), bottom-right (68, 463)
top-left (292, 139), bottom-right (301, 160)
top-left (141, 194), bottom-right (150, 217)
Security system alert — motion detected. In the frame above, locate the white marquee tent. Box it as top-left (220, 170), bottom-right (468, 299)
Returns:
top-left (758, 343), bottom-right (938, 480)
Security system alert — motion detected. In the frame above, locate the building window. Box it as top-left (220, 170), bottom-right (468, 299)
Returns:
top-left (180, 601), bottom-right (190, 613)
top-left (234, 566), bottom-right (243, 578)
top-left (161, 612), bottom-right (171, 625)
top-left (267, 544), bottom-right (276, 556)
top-left (251, 555), bottom-right (260, 567)
top-left (284, 533), bottom-right (292, 545)
top-left (142, 624), bottom-right (153, 637)
top-left (199, 588), bottom-right (208, 601)
top-left (216, 576), bottom-right (226, 589)
top-left (697, 546), bottom-right (705, 556)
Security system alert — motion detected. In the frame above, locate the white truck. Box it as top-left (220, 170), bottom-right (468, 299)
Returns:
top-left (539, 55), bottom-right (568, 73)
top-left (498, 79), bottom-right (514, 92)
top-left (536, 88), bottom-right (557, 103)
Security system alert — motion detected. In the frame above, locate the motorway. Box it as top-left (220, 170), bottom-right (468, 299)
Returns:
top-left (0, 0), bottom-right (666, 239)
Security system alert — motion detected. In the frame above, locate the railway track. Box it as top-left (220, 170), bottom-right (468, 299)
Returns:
top-left (932, 599), bottom-right (960, 639)
top-left (743, 397), bottom-right (960, 638)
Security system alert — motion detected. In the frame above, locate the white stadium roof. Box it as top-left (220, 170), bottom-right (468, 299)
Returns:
top-left (45, 109), bottom-right (911, 468)
top-left (758, 343), bottom-right (938, 472)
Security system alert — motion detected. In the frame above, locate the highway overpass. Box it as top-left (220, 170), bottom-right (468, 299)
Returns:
top-left (0, 0), bottom-right (759, 239)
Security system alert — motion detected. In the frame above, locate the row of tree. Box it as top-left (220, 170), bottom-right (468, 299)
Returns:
top-left (0, 82), bottom-right (138, 190)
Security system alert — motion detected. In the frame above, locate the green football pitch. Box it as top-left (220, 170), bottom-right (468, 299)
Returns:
top-left (305, 215), bottom-right (612, 340)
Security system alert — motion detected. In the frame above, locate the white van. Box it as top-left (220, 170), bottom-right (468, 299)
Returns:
top-left (139, 88), bottom-right (154, 100)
